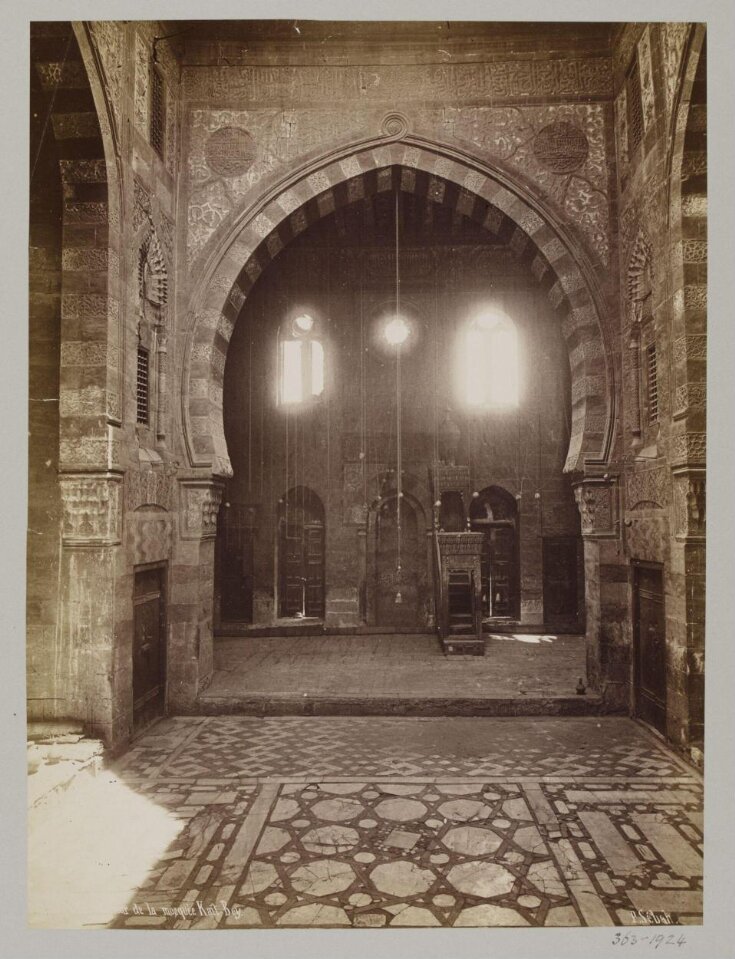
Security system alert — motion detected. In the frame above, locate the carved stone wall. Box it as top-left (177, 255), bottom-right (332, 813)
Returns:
top-left (184, 102), bottom-right (613, 267)
top-left (613, 23), bottom-right (706, 753)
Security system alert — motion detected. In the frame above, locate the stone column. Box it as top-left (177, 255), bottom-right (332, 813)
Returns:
top-left (58, 472), bottom-right (124, 744)
top-left (670, 466), bottom-right (705, 752)
top-left (168, 476), bottom-right (224, 710)
top-left (575, 476), bottom-right (629, 708)
top-left (357, 525), bottom-right (368, 622)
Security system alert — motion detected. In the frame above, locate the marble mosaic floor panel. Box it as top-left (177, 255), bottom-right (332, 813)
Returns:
top-left (108, 716), bottom-right (701, 929)
top-left (114, 716), bottom-right (690, 781)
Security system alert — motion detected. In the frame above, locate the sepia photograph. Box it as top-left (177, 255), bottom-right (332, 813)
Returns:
top-left (8, 1), bottom-right (733, 954)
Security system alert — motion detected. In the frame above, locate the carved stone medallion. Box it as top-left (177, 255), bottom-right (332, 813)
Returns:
top-left (205, 126), bottom-right (256, 177)
top-left (533, 121), bottom-right (589, 174)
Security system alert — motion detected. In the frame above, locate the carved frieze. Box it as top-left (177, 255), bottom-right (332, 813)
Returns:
top-left (661, 22), bottom-right (689, 111)
top-left (625, 467), bottom-right (668, 510)
top-left (185, 101), bottom-right (612, 266)
top-left (133, 176), bottom-right (152, 232)
top-left (638, 28), bottom-right (655, 134)
top-left (139, 228), bottom-right (168, 308)
top-left (437, 532), bottom-right (484, 555)
top-left (133, 32), bottom-right (149, 138)
top-left (89, 21), bottom-right (124, 133)
top-left (180, 481), bottom-right (225, 540)
top-left (126, 466), bottom-right (177, 512)
top-left (626, 230), bottom-right (654, 307)
top-left (433, 464), bottom-right (471, 499)
top-left (157, 212), bottom-right (175, 263)
top-left (60, 473), bottom-right (122, 545)
top-left (182, 58), bottom-right (613, 103)
top-left (128, 509), bottom-right (173, 565)
top-left (672, 431), bottom-right (707, 466)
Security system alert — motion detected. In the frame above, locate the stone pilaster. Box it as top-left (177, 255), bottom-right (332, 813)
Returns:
top-left (168, 477), bottom-right (224, 710)
top-left (668, 466), bottom-right (705, 748)
top-left (57, 472), bottom-right (125, 744)
top-left (575, 477), bottom-right (629, 709)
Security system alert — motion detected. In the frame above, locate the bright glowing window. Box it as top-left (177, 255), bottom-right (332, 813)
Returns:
top-left (460, 312), bottom-right (519, 408)
top-left (278, 315), bottom-right (324, 406)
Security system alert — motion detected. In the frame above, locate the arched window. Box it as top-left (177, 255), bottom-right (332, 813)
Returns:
top-left (277, 313), bottom-right (324, 406)
top-left (460, 311), bottom-right (519, 408)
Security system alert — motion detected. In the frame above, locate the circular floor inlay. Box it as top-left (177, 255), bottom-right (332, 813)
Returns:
top-left (375, 798), bottom-right (428, 822)
top-left (430, 853), bottom-right (450, 864)
top-left (349, 893), bottom-right (372, 906)
top-left (264, 892), bottom-right (287, 906)
top-left (311, 798), bottom-right (364, 822)
top-left (354, 852), bottom-right (376, 863)
top-left (518, 895), bottom-right (542, 908)
top-left (291, 860), bottom-right (356, 897)
top-left (301, 825), bottom-right (360, 856)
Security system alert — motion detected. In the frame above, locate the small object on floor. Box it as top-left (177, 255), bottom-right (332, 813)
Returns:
top-left (576, 677), bottom-right (587, 695)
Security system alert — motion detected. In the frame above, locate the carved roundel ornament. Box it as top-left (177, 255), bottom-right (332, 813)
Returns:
top-left (533, 121), bottom-right (589, 174)
top-left (205, 126), bottom-right (256, 177)
top-left (381, 112), bottom-right (409, 140)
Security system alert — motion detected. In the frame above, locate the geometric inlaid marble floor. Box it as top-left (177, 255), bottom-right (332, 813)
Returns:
top-left (109, 717), bottom-right (702, 929)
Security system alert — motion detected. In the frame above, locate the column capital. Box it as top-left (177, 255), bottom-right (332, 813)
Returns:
top-left (573, 477), bottom-right (619, 538)
top-left (59, 471), bottom-right (123, 546)
top-left (178, 477), bottom-right (225, 541)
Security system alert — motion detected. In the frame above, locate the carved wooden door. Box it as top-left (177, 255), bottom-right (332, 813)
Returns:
top-left (133, 566), bottom-right (166, 732)
top-left (279, 519), bottom-right (324, 618)
top-left (489, 526), bottom-right (515, 617)
top-left (634, 564), bottom-right (667, 735)
top-left (474, 524), bottom-right (517, 618)
top-left (304, 524), bottom-right (325, 618)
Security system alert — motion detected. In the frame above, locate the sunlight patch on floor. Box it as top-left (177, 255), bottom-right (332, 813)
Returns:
top-left (490, 634), bottom-right (559, 645)
top-left (28, 768), bottom-right (183, 928)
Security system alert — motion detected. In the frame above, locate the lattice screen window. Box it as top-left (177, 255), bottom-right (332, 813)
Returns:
top-left (646, 342), bottom-right (659, 423)
top-left (136, 345), bottom-right (150, 425)
top-left (626, 55), bottom-right (644, 157)
top-left (150, 65), bottom-right (165, 160)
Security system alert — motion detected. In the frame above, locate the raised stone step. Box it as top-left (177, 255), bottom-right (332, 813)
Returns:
top-left (188, 691), bottom-right (607, 718)
top-left (442, 635), bottom-right (485, 655)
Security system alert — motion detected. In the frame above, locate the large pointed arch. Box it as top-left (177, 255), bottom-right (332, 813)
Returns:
top-left (182, 134), bottom-right (615, 479)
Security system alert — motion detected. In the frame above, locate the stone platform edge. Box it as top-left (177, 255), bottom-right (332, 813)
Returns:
top-left (186, 693), bottom-right (612, 718)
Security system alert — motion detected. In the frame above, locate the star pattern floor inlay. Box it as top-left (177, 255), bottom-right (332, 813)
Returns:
top-left (108, 716), bottom-right (702, 929)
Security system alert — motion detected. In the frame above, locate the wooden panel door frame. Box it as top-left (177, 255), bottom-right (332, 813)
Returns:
top-left (542, 535), bottom-right (581, 630)
top-left (132, 561), bottom-right (168, 733)
top-left (632, 560), bottom-right (667, 735)
top-left (216, 503), bottom-right (257, 624)
top-left (275, 487), bottom-right (326, 620)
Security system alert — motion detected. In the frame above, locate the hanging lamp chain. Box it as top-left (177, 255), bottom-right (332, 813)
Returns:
top-left (395, 189), bottom-right (402, 586)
